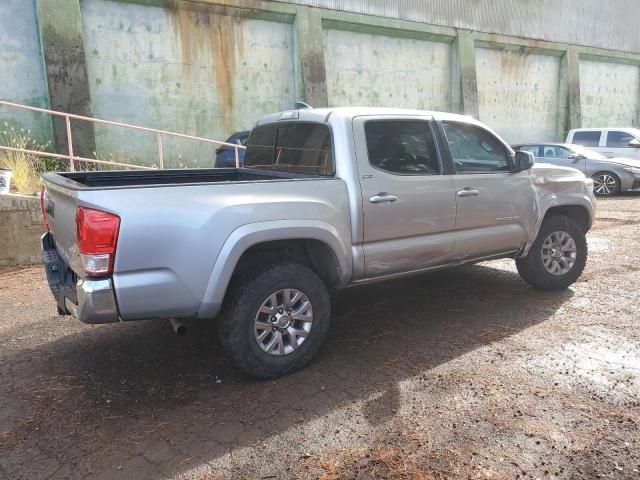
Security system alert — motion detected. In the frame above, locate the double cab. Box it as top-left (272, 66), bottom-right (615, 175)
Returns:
top-left (41, 108), bottom-right (595, 378)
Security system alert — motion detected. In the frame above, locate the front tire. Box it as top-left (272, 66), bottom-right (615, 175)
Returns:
top-left (219, 263), bottom-right (331, 379)
top-left (516, 215), bottom-right (587, 290)
top-left (592, 171), bottom-right (620, 196)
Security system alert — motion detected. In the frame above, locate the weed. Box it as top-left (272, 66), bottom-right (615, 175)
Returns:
top-left (0, 123), bottom-right (53, 195)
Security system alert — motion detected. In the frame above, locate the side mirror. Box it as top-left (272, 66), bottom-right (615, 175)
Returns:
top-left (514, 150), bottom-right (535, 172)
top-left (629, 139), bottom-right (640, 148)
top-left (568, 153), bottom-right (585, 160)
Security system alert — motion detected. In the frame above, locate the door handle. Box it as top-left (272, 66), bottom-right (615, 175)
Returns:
top-left (369, 193), bottom-right (398, 204)
top-left (457, 188), bottom-right (479, 198)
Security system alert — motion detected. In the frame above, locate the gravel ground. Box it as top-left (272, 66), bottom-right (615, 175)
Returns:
top-left (1, 195), bottom-right (639, 480)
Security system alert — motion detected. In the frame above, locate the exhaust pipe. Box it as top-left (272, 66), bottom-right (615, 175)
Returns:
top-left (169, 318), bottom-right (188, 337)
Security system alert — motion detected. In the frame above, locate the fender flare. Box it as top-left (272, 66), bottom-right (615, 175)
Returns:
top-left (197, 220), bottom-right (352, 318)
top-left (522, 192), bottom-right (594, 256)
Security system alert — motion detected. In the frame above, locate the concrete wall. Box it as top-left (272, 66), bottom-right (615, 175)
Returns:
top-left (81, 0), bottom-right (296, 166)
top-left (324, 29), bottom-right (452, 111)
top-left (0, 0), bottom-right (52, 144)
top-left (476, 47), bottom-right (563, 143)
top-left (580, 59), bottom-right (640, 128)
top-left (0, 194), bottom-right (43, 267)
top-left (1, 0), bottom-right (640, 168)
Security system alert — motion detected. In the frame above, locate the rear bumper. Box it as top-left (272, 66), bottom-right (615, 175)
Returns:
top-left (42, 233), bottom-right (120, 324)
top-left (67, 278), bottom-right (120, 324)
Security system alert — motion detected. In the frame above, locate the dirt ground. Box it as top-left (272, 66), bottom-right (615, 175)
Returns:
top-left (1, 195), bottom-right (639, 480)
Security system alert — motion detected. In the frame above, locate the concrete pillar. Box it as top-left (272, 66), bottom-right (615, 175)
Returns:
top-left (456, 30), bottom-right (479, 118)
top-left (295, 7), bottom-right (329, 108)
top-left (36, 0), bottom-right (95, 158)
top-left (566, 46), bottom-right (582, 130)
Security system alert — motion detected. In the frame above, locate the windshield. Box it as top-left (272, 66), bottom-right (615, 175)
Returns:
top-left (571, 145), bottom-right (607, 160)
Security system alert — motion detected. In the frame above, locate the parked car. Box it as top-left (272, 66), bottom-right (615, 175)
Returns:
top-left (41, 108), bottom-right (595, 378)
top-left (514, 142), bottom-right (640, 196)
top-left (566, 127), bottom-right (640, 160)
top-left (214, 130), bottom-right (250, 167)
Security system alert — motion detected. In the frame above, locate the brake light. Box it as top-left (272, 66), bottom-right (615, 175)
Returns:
top-left (76, 207), bottom-right (120, 276)
top-left (40, 185), bottom-right (49, 232)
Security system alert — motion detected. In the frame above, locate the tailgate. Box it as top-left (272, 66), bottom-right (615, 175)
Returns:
top-left (41, 173), bottom-right (84, 276)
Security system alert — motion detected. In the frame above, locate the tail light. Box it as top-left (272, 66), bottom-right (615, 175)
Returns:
top-left (40, 185), bottom-right (50, 232)
top-left (76, 207), bottom-right (120, 276)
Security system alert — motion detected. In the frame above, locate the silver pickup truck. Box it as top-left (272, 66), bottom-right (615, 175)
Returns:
top-left (41, 107), bottom-right (595, 378)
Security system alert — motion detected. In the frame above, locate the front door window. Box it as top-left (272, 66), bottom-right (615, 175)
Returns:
top-left (442, 122), bottom-right (511, 173)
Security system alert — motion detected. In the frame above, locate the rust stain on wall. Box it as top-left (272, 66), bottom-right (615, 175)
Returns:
top-left (500, 48), bottom-right (530, 79)
top-left (304, 51), bottom-right (326, 85)
top-left (166, 1), bottom-right (246, 132)
top-left (211, 15), bottom-right (238, 132)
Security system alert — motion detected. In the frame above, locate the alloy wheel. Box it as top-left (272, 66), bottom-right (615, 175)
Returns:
top-left (541, 231), bottom-right (577, 276)
top-left (593, 174), bottom-right (617, 196)
top-left (253, 288), bottom-right (313, 356)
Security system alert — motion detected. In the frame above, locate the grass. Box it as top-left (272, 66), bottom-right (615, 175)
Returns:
top-left (0, 123), bottom-right (54, 195)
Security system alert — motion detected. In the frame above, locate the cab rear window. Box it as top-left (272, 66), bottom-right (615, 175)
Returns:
top-left (244, 123), bottom-right (334, 176)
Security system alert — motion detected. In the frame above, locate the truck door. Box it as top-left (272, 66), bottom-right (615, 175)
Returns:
top-left (603, 130), bottom-right (640, 160)
top-left (440, 120), bottom-right (537, 259)
top-left (353, 117), bottom-right (457, 277)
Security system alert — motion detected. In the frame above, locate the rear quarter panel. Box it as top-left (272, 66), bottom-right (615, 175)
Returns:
top-left (78, 178), bottom-right (351, 320)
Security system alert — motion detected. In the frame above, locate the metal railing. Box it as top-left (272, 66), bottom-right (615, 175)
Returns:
top-left (0, 100), bottom-right (246, 171)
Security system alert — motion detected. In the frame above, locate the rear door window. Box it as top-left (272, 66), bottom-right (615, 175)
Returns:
top-left (572, 131), bottom-right (601, 147)
top-left (244, 123), bottom-right (334, 176)
top-left (606, 131), bottom-right (635, 148)
top-left (364, 120), bottom-right (440, 175)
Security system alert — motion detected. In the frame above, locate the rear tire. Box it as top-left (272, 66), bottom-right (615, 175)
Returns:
top-left (219, 262), bottom-right (331, 379)
top-left (516, 215), bottom-right (587, 290)
top-left (592, 171), bottom-right (620, 196)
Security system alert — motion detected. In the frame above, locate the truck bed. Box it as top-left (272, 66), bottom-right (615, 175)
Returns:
top-left (49, 168), bottom-right (315, 189)
top-left (40, 165), bottom-right (350, 322)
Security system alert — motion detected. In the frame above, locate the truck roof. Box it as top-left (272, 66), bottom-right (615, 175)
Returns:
top-left (255, 107), bottom-right (479, 127)
top-left (568, 127), bottom-right (640, 134)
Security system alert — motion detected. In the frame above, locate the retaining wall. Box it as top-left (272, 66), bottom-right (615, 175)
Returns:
top-left (0, 194), bottom-right (44, 267)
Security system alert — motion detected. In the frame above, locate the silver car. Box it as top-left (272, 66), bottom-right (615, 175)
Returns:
top-left (515, 143), bottom-right (640, 196)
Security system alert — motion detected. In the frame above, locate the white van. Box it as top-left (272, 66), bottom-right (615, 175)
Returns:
top-left (566, 128), bottom-right (640, 160)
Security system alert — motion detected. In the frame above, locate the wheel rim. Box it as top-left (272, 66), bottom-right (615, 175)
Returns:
top-left (253, 288), bottom-right (313, 356)
top-left (593, 174), bottom-right (616, 195)
top-left (541, 231), bottom-right (577, 276)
